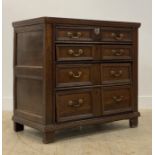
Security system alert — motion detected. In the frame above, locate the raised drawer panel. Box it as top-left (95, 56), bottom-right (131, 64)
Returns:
top-left (102, 86), bottom-right (132, 115)
top-left (101, 63), bottom-right (131, 84)
top-left (56, 88), bottom-right (101, 122)
top-left (56, 26), bottom-right (96, 41)
top-left (101, 28), bottom-right (132, 42)
top-left (56, 64), bottom-right (100, 87)
top-left (101, 45), bottom-right (132, 60)
top-left (56, 44), bottom-right (98, 61)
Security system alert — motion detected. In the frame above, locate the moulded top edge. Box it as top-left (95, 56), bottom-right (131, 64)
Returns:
top-left (12, 17), bottom-right (141, 28)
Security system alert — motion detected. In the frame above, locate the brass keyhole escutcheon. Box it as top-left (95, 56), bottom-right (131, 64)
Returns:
top-left (94, 28), bottom-right (100, 35)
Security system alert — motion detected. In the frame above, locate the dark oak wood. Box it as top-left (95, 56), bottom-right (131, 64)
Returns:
top-left (14, 122), bottom-right (24, 132)
top-left (12, 17), bottom-right (140, 143)
top-left (42, 131), bottom-right (55, 144)
top-left (101, 63), bottom-right (131, 85)
top-left (101, 27), bottom-right (133, 42)
top-left (56, 44), bottom-right (98, 61)
top-left (16, 30), bottom-right (43, 66)
top-left (101, 45), bottom-right (132, 60)
top-left (56, 64), bottom-right (100, 87)
top-left (102, 85), bottom-right (132, 115)
top-left (56, 26), bottom-right (96, 41)
top-left (56, 88), bottom-right (101, 122)
top-left (129, 117), bottom-right (138, 128)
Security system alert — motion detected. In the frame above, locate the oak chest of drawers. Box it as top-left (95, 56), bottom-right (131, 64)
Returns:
top-left (12, 17), bottom-right (141, 143)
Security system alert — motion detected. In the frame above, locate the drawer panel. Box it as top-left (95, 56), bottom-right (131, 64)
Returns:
top-left (56, 64), bottom-right (100, 87)
top-left (101, 45), bottom-right (132, 60)
top-left (101, 28), bottom-right (132, 42)
top-left (56, 45), bottom-right (98, 61)
top-left (101, 63), bottom-right (131, 84)
top-left (102, 86), bottom-right (132, 115)
top-left (56, 88), bottom-right (101, 122)
top-left (56, 26), bottom-right (95, 41)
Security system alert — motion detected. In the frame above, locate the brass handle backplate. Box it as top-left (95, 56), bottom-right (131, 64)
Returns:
top-left (112, 96), bottom-right (124, 102)
top-left (67, 31), bottom-right (82, 39)
top-left (111, 33), bottom-right (124, 40)
top-left (68, 49), bottom-right (84, 57)
top-left (68, 99), bottom-right (84, 107)
top-left (69, 71), bottom-right (82, 78)
top-left (110, 70), bottom-right (123, 77)
top-left (112, 49), bottom-right (124, 56)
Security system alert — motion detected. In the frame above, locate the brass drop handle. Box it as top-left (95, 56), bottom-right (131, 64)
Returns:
top-left (111, 33), bottom-right (124, 40)
top-left (112, 49), bottom-right (124, 56)
top-left (68, 49), bottom-right (84, 57)
top-left (67, 31), bottom-right (82, 39)
top-left (110, 70), bottom-right (123, 77)
top-left (68, 99), bottom-right (84, 107)
top-left (112, 96), bottom-right (124, 102)
top-left (69, 71), bottom-right (82, 78)
top-left (67, 32), bottom-right (73, 37)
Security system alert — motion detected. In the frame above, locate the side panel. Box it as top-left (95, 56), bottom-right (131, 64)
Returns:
top-left (14, 25), bottom-right (44, 124)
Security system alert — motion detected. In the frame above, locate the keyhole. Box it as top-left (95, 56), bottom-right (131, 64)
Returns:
top-left (94, 28), bottom-right (100, 35)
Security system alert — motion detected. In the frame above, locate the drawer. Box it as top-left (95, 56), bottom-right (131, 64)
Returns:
top-left (101, 63), bottom-right (131, 84)
top-left (56, 44), bottom-right (98, 61)
top-left (56, 64), bottom-right (100, 87)
top-left (101, 28), bottom-right (132, 42)
top-left (56, 26), bottom-right (98, 41)
top-left (101, 45), bottom-right (132, 60)
top-left (56, 88), bottom-right (101, 122)
top-left (102, 86), bottom-right (132, 115)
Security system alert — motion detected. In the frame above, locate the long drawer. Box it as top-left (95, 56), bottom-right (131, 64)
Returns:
top-left (55, 26), bottom-right (133, 43)
top-left (56, 85), bottom-right (132, 122)
top-left (56, 63), bottom-right (131, 88)
top-left (56, 44), bottom-right (133, 61)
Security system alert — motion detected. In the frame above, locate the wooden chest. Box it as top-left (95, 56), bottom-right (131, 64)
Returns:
top-left (12, 17), bottom-right (141, 143)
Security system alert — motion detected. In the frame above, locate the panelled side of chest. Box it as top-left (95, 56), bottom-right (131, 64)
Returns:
top-left (12, 23), bottom-right (55, 131)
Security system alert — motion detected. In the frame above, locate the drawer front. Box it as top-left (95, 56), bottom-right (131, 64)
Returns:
top-left (101, 28), bottom-right (132, 42)
top-left (56, 88), bottom-right (101, 122)
top-left (102, 86), bottom-right (132, 115)
top-left (101, 45), bottom-right (132, 60)
top-left (56, 64), bottom-right (100, 87)
top-left (56, 26), bottom-right (96, 41)
top-left (101, 63), bottom-right (131, 84)
top-left (56, 45), bottom-right (98, 61)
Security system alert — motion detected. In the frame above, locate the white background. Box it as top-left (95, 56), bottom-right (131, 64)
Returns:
top-left (2, 0), bottom-right (152, 110)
